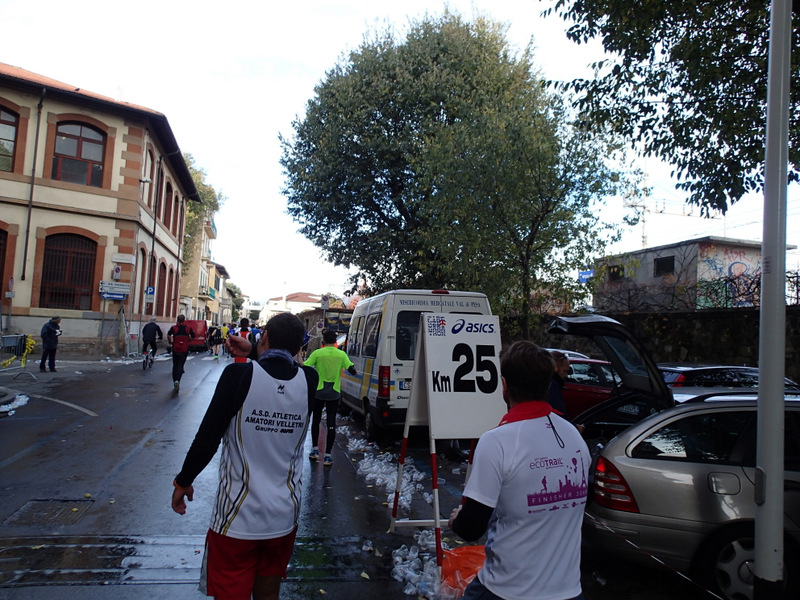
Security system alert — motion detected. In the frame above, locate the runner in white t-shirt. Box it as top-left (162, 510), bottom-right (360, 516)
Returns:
top-left (449, 341), bottom-right (590, 600)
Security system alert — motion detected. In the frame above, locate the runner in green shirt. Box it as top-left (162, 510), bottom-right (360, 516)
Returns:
top-left (304, 329), bottom-right (357, 465)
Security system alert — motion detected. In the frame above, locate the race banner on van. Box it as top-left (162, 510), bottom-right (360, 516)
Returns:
top-left (406, 313), bottom-right (506, 439)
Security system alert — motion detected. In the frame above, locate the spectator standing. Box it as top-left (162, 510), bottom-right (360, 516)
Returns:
top-left (546, 350), bottom-right (569, 415)
top-left (449, 341), bottom-right (590, 600)
top-left (141, 317), bottom-right (163, 357)
top-left (167, 315), bottom-right (195, 393)
top-left (39, 316), bottom-right (61, 373)
top-left (303, 329), bottom-right (357, 466)
top-left (171, 313), bottom-right (317, 600)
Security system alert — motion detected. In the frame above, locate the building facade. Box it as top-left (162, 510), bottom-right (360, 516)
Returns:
top-left (0, 63), bottom-right (198, 354)
top-left (259, 292), bottom-right (322, 324)
top-left (178, 213), bottom-right (231, 325)
top-left (592, 236), bottom-right (794, 312)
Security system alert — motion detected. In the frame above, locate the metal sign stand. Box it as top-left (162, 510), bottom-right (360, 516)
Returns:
top-left (388, 313), bottom-right (505, 567)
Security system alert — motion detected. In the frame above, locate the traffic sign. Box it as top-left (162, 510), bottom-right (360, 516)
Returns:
top-left (101, 292), bottom-right (127, 300)
top-left (99, 280), bottom-right (131, 294)
top-left (145, 286), bottom-right (155, 295)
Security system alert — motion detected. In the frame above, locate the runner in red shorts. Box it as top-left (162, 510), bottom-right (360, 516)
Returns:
top-left (171, 313), bottom-right (317, 600)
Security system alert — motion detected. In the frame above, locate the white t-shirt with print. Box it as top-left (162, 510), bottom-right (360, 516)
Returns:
top-left (464, 412), bottom-right (590, 600)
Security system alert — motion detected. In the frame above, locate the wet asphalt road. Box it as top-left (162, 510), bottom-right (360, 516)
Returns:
top-left (0, 352), bottom-right (717, 599)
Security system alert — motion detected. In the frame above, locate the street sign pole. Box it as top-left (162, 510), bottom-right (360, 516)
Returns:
top-left (755, 2), bottom-right (791, 597)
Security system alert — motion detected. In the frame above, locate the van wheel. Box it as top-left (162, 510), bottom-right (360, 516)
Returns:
top-left (337, 402), bottom-right (351, 417)
top-left (364, 407), bottom-right (382, 443)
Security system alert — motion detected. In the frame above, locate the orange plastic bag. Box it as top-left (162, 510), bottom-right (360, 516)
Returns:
top-left (440, 546), bottom-right (485, 598)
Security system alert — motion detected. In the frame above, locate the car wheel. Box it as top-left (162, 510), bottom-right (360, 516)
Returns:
top-left (694, 523), bottom-right (755, 600)
top-left (693, 523), bottom-right (800, 600)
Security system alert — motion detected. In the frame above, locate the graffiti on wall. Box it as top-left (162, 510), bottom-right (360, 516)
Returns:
top-left (697, 243), bottom-right (761, 307)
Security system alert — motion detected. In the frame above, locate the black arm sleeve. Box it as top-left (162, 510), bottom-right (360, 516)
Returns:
top-left (451, 496), bottom-right (494, 541)
top-left (174, 363), bottom-right (253, 487)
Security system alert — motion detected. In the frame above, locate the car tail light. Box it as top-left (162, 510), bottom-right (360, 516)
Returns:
top-left (378, 365), bottom-right (391, 399)
top-left (593, 456), bottom-right (639, 513)
top-left (672, 373), bottom-right (686, 387)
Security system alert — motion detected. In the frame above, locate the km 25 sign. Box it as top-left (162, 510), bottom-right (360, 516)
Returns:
top-left (408, 313), bottom-right (506, 439)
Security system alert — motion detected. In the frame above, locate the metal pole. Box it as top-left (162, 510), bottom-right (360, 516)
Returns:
top-left (754, 1), bottom-right (791, 597)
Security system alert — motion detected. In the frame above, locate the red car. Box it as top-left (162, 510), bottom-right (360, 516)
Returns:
top-left (561, 358), bottom-right (621, 420)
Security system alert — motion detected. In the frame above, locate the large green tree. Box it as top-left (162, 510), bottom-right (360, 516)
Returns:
top-left (545, 0), bottom-right (800, 214)
top-left (280, 12), bottom-right (634, 335)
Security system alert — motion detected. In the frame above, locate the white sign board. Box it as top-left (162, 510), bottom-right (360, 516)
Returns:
top-left (112, 253), bottom-right (136, 265)
top-left (407, 313), bottom-right (506, 439)
top-left (99, 280), bottom-right (131, 295)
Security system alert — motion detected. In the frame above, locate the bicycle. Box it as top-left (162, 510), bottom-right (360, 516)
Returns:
top-left (142, 346), bottom-right (156, 370)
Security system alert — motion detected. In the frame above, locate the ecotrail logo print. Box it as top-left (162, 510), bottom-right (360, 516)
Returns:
top-left (450, 318), bottom-right (496, 334)
top-left (527, 449), bottom-right (588, 509)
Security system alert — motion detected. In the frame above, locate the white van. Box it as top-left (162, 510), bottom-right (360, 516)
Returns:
top-left (340, 289), bottom-right (492, 440)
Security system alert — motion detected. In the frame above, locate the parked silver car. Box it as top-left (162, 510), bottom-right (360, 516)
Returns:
top-left (547, 315), bottom-right (800, 600)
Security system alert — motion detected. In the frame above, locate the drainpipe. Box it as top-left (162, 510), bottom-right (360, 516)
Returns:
top-left (21, 88), bottom-right (46, 281)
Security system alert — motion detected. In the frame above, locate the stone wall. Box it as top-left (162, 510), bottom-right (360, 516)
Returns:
top-left (533, 305), bottom-right (800, 383)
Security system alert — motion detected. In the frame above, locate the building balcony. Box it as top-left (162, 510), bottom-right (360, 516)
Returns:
top-left (204, 218), bottom-right (217, 239)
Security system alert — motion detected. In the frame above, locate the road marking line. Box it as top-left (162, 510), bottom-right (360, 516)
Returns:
top-left (0, 386), bottom-right (98, 417)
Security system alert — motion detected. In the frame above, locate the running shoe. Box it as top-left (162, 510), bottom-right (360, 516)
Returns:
top-left (323, 454), bottom-right (333, 466)
top-left (309, 449), bottom-right (319, 460)
top-left (174, 380), bottom-right (180, 392)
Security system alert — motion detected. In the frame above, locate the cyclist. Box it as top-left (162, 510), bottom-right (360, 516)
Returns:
top-left (142, 317), bottom-right (163, 360)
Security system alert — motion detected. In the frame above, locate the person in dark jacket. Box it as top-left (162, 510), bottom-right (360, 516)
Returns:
top-left (546, 350), bottom-right (569, 415)
top-left (167, 315), bottom-right (195, 393)
top-left (142, 317), bottom-right (163, 357)
top-left (39, 316), bottom-right (62, 373)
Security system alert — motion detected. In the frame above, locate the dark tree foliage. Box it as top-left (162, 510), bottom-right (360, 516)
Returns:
top-left (545, 0), bottom-right (800, 214)
top-left (280, 12), bottom-right (632, 327)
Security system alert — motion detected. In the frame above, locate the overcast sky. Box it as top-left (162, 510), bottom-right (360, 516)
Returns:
top-left (3, 0), bottom-right (794, 300)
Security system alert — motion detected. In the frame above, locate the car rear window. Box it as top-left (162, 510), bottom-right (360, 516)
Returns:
top-left (631, 411), bottom-right (752, 463)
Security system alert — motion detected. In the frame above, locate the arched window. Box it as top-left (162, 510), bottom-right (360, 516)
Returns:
top-left (177, 199), bottom-right (185, 239)
top-left (171, 193), bottom-right (180, 235)
top-left (156, 164), bottom-right (164, 216)
top-left (156, 262), bottom-right (167, 317)
top-left (0, 107), bottom-right (18, 172)
top-left (163, 182), bottom-right (173, 230)
top-left (146, 254), bottom-right (157, 316)
top-left (167, 267), bottom-right (175, 318)
top-left (51, 122), bottom-right (106, 187)
top-left (0, 229), bottom-right (7, 288)
top-left (144, 150), bottom-right (155, 208)
top-left (138, 248), bottom-right (148, 314)
top-left (39, 233), bottom-right (97, 310)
